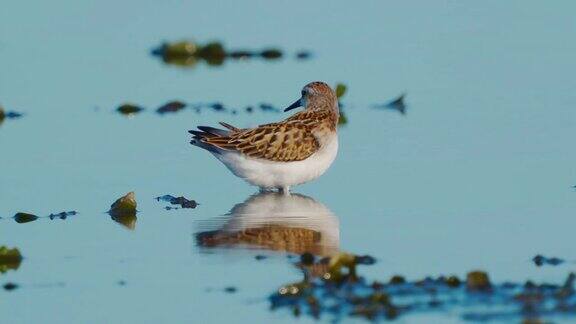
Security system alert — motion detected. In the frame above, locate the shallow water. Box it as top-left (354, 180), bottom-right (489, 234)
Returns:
top-left (1, 1), bottom-right (576, 323)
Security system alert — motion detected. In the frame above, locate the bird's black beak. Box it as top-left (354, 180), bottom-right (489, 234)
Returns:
top-left (284, 98), bottom-right (302, 112)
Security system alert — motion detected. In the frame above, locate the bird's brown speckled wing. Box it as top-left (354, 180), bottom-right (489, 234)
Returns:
top-left (203, 123), bottom-right (318, 162)
top-left (198, 111), bottom-right (331, 162)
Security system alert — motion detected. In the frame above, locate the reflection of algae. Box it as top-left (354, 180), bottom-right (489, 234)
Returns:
top-left (0, 246), bottom-right (22, 274)
top-left (111, 212), bottom-right (137, 230)
top-left (268, 252), bottom-right (576, 322)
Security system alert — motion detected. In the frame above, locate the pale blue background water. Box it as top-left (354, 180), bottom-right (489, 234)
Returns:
top-left (1, 1), bottom-right (576, 323)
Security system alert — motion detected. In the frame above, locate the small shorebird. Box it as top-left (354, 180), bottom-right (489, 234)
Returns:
top-left (189, 81), bottom-right (339, 193)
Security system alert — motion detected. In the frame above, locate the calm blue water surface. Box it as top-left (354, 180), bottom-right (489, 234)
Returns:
top-left (1, 1), bottom-right (576, 323)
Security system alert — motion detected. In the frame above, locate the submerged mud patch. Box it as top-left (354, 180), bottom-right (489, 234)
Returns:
top-left (267, 252), bottom-right (576, 322)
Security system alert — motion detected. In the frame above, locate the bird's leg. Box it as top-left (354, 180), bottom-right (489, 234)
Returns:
top-left (279, 186), bottom-right (291, 195)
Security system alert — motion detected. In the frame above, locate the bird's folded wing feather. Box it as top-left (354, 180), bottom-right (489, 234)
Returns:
top-left (202, 121), bottom-right (319, 162)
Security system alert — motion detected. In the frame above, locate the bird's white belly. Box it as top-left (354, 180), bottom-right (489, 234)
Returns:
top-left (214, 135), bottom-right (338, 188)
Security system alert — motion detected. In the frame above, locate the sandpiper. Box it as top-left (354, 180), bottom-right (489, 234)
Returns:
top-left (189, 81), bottom-right (339, 193)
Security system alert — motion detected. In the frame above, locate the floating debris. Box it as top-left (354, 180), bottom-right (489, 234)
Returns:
top-left (116, 103), bottom-right (144, 116)
top-left (0, 247), bottom-right (22, 274)
top-left (0, 105), bottom-right (23, 126)
top-left (156, 101), bottom-right (187, 115)
top-left (228, 50), bottom-right (255, 59)
top-left (224, 286), bottom-right (238, 294)
top-left (48, 211), bottom-right (78, 220)
top-left (259, 103), bottom-right (280, 112)
top-left (109, 192), bottom-right (138, 229)
top-left (255, 255), bottom-right (268, 261)
top-left (3, 282), bottom-right (19, 291)
top-left (375, 93), bottom-right (407, 115)
top-left (295, 51), bottom-right (312, 60)
top-left (13, 212), bottom-right (39, 224)
top-left (198, 42), bottom-right (226, 66)
top-left (260, 48), bottom-right (283, 59)
top-left (11, 211), bottom-right (77, 224)
top-left (210, 102), bottom-right (225, 112)
top-left (156, 194), bottom-right (198, 209)
top-left (152, 40), bottom-right (303, 68)
top-left (267, 252), bottom-right (576, 322)
top-left (533, 254), bottom-right (565, 267)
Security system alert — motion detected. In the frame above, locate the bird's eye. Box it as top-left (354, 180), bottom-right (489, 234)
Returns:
top-left (301, 90), bottom-right (306, 96)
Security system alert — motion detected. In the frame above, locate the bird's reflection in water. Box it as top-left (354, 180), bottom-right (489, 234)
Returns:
top-left (196, 192), bottom-right (339, 256)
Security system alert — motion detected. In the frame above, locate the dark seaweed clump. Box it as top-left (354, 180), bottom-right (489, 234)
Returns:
top-left (151, 40), bottom-right (309, 68)
top-left (116, 103), bottom-right (144, 116)
top-left (0, 105), bottom-right (24, 126)
top-left (374, 93), bottom-right (407, 115)
top-left (156, 195), bottom-right (198, 210)
top-left (268, 252), bottom-right (576, 322)
top-left (533, 254), bottom-right (565, 267)
top-left (11, 211), bottom-right (78, 224)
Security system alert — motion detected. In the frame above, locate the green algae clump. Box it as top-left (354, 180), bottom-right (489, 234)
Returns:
top-left (109, 191), bottom-right (137, 215)
top-left (117, 103), bottom-right (144, 115)
top-left (0, 246), bottom-right (23, 274)
top-left (467, 270), bottom-right (492, 291)
top-left (335, 83), bottom-right (347, 99)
